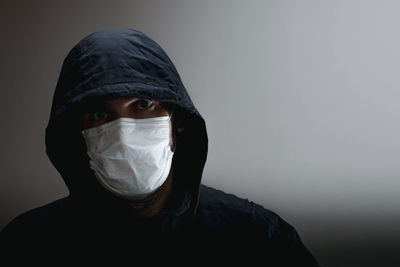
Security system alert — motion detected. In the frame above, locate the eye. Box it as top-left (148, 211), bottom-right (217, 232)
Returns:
top-left (135, 99), bottom-right (154, 110)
top-left (92, 111), bottom-right (109, 121)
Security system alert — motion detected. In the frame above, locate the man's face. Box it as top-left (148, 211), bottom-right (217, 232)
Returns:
top-left (82, 96), bottom-right (170, 129)
top-left (81, 96), bottom-right (179, 149)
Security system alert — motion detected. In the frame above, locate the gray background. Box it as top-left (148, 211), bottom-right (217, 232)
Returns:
top-left (1, 0), bottom-right (399, 266)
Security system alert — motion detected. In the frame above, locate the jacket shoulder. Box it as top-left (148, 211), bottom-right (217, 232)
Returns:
top-left (196, 184), bottom-right (282, 236)
top-left (194, 185), bottom-right (320, 266)
top-left (1, 196), bottom-right (72, 238)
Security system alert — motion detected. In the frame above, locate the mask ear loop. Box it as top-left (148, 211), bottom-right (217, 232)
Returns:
top-left (169, 109), bottom-right (176, 153)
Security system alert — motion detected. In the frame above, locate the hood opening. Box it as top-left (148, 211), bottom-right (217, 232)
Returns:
top-left (45, 28), bottom-right (208, 222)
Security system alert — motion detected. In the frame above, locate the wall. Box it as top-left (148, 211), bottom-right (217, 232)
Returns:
top-left (1, 1), bottom-right (399, 266)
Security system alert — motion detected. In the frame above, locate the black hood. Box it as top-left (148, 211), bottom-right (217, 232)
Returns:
top-left (45, 28), bottom-right (208, 220)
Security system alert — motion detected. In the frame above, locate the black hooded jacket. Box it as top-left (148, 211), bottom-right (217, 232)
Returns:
top-left (1, 28), bottom-right (319, 265)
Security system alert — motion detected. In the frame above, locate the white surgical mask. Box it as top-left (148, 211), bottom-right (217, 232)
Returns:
top-left (81, 115), bottom-right (174, 200)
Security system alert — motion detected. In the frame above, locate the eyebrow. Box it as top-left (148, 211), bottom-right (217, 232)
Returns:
top-left (82, 101), bottom-right (107, 113)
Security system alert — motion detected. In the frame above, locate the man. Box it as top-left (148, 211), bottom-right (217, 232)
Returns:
top-left (1, 28), bottom-right (319, 265)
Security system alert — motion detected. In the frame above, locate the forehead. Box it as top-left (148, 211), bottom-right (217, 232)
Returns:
top-left (79, 96), bottom-right (175, 116)
top-left (97, 96), bottom-right (152, 105)
top-left (83, 96), bottom-right (156, 109)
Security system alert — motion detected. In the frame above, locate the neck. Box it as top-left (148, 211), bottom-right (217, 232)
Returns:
top-left (128, 168), bottom-right (174, 218)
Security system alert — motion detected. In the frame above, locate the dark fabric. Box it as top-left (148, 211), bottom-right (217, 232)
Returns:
top-left (1, 28), bottom-right (319, 265)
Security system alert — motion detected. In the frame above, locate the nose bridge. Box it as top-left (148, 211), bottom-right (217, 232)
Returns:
top-left (108, 99), bottom-right (134, 119)
top-left (114, 106), bottom-right (131, 119)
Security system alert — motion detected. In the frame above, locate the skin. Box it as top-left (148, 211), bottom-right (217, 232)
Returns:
top-left (81, 96), bottom-right (184, 217)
